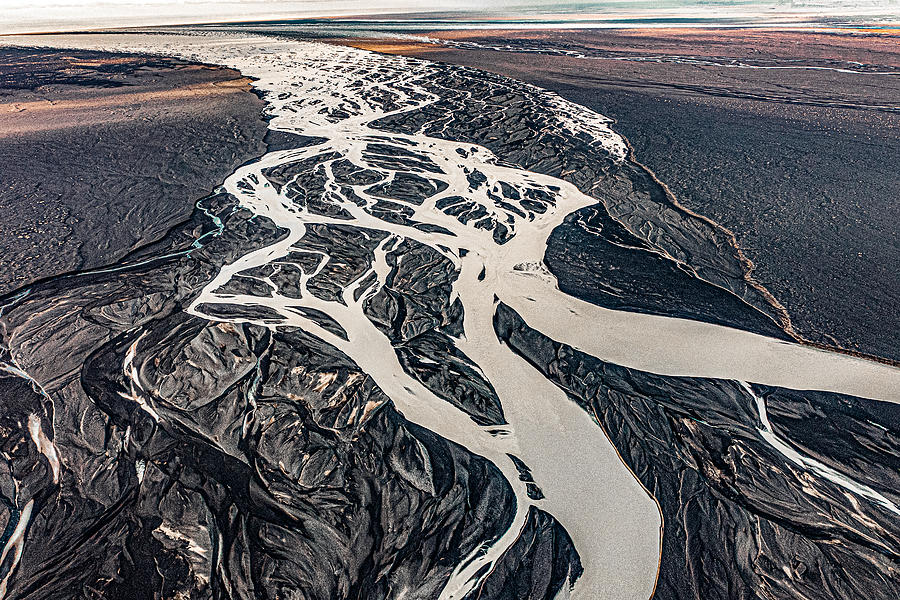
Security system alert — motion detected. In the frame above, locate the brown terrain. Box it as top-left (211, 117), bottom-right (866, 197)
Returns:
top-left (0, 47), bottom-right (269, 295)
top-left (342, 28), bottom-right (900, 363)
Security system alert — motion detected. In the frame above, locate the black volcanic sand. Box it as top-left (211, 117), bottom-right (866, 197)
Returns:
top-left (1, 35), bottom-right (896, 600)
top-left (495, 302), bottom-right (900, 600)
top-left (0, 46), bottom-right (269, 295)
top-left (348, 29), bottom-right (900, 363)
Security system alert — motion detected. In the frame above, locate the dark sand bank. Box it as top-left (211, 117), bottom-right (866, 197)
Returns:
top-left (0, 47), bottom-right (269, 295)
top-left (347, 29), bottom-right (900, 363)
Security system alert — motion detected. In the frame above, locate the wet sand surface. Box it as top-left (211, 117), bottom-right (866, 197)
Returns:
top-left (345, 28), bottom-right (900, 364)
top-left (0, 47), bottom-right (269, 294)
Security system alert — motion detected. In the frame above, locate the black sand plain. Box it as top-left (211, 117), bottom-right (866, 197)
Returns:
top-left (0, 46), bottom-right (269, 295)
top-left (0, 32), bottom-right (898, 600)
top-left (350, 29), bottom-right (900, 364)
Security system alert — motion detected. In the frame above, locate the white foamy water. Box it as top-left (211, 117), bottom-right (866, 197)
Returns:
top-left (3, 31), bottom-right (900, 600)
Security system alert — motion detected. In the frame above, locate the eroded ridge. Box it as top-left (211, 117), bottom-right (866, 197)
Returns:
top-left (1, 33), bottom-right (899, 600)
